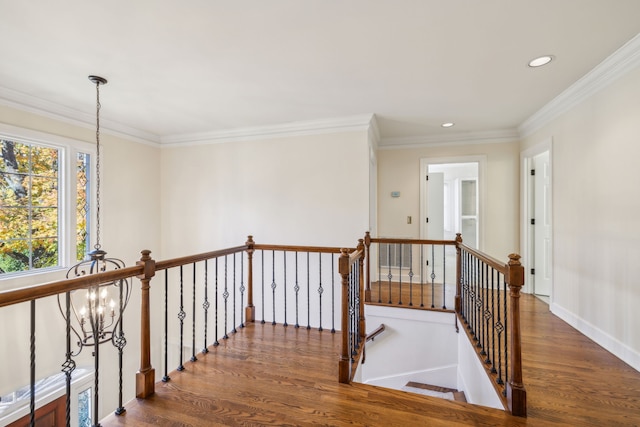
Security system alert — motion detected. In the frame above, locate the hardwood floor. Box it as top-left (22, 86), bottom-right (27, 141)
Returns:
top-left (102, 294), bottom-right (640, 426)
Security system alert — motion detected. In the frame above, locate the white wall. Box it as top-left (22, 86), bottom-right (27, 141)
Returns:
top-left (521, 65), bottom-right (640, 370)
top-left (377, 141), bottom-right (520, 260)
top-left (159, 131), bottom-right (371, 256)
top-left (0, 105), bottom-right (161, 419)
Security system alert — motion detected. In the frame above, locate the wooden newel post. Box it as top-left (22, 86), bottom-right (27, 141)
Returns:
top-left (364, 232), bottom-right (371, 303)
top-left (136, 250), bottom-right (156, 398)
top-left (338, 248), bottom-right (351, 384)
top-left (455, 233), bottom-right (463, 313)
top-left (357, 239), bottom-right (366, 343)
top-left (506, 253), bottom-right (527, 417)
top-left (245, 235), bottom-right (255, 323)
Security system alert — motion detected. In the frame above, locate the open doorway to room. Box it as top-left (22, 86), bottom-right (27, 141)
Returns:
top-left (419, 158), bottom-right (484, 250)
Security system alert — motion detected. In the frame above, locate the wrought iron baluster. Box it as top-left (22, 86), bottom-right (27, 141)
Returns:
top-left (331, 254), bottom-right (336, 333)
top-left (115, 279), bottom-right (126, 415)
top-left (261, 250), bottom-right (265, 324)
top-left (495, 269), bottom-right (504, 386)
top-left (283, 251), bottom-right (288, 327)
top-left (214, 258), bottom-right (219, 347)
top-left (478, 261), bottom-right (485, 351)
top-left (240, 254), bottom-right (245, 328)
top-left (503, 273), bottom-right (509, 396)
top-left (233, 254), bottom-right (237, 333)
top-left (203, 260), bottom-right (210, 354)
top-left (377, 243), bottom-right (382, 303)
top-left (408, 244), bottom-right (414, 306)
top-left (318, 252), bottom-right (324, 331)
top-left (63, 291), bottom-right (75, 427)
top-left (420, 244), bottom-right (425, 307)
top-left (442, 245), bottom-right (447, 309)
top-left (191, 263), bottom-right (197, 362)
top-left (387, 244), bottom-right (392, 304)
top-left (398, 245), bottom-right (403, 305)
top-left (177, 266), bottom-right (185, 371)
top-left (430, 244), bottom-right (435, 309)
top-left (307, 252), bottom-right (311, 329)
top-left (295, 252), bottom-right (300, 328)
top-left (30, 300), bottom-right (36, 427)
top-left (224, 255), bottom-right (230, 339)
top-left (163, 270), bottom-right (170, 381)
top-left (270, 250), bottom-right (277, 325)
top-left (489, 267), bottom-right (497, 372)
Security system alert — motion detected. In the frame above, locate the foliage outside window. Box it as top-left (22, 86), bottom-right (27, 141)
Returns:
top-left (0, 137), bottom-right (91, 275)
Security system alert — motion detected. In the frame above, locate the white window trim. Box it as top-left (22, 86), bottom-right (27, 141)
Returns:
top-left (0, 123), bottom-right (96, 288)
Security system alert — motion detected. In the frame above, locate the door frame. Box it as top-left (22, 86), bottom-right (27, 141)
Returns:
top-left (419, 155), bottom-right (486, 251)
top-left (520, 137), bottom-right (553, 296)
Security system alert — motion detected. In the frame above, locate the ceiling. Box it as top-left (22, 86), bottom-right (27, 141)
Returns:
top-left (1, 0), bottom-right (639, 146)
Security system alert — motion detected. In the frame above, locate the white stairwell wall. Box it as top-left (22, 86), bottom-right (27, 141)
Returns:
top-left (356, 305), bottom-right (503, 410)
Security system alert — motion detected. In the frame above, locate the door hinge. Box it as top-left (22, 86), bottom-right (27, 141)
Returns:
top-left (531, 268), bottom-right (535, 275)
top-left (426, 175), bottom-right (429, 181)
top-left (531, 218), bottom-right (535, 225)
top-left (531, 169), bottom-right (535, 176)
top-left (426, 217), bottom-right (429, 223)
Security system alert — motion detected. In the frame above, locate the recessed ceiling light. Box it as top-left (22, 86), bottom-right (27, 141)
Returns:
top-left (441, 122), bottom-right (454, 128)
top-left (528, 55), bottom-right (554, 68)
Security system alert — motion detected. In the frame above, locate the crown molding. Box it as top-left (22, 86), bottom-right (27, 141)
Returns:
top-left (519, 32), bottom-right (640, 138)
top-left (160, 114), bottom-right (375, 146)
top-left (378, 128), bottom-right (520, 150)
top-left (0, 86), bottom-right (161, 146)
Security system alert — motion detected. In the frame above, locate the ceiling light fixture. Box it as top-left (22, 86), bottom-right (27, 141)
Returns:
top-left (57, 75), bottom-right (131, 422)
top-left (528, 55), bottom-right (554, 68)
top-left (441, 122), bottom-right (455, 128)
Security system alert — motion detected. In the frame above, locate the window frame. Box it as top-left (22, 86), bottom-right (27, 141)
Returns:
top-left (0, 124), bottom-right (96, 285)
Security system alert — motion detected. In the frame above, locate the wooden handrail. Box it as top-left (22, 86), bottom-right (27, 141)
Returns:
top-left (366, 324), bottom-right (386, 342)
top-left (154, 245), bottom-right (249, 271)
top-left (0, 264), bottom-right (145, 308)
top-left (371, 237), bottom-right (458, 246)
top-left (253, 243), bottom-right (345, 254)
top-left (458, 242), bottom-right (507, 273)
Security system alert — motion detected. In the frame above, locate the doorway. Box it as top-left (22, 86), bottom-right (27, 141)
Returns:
top-left (522, 140), bottom-right (553, 299)
top-left (420, 158), bottom-right (483, 250)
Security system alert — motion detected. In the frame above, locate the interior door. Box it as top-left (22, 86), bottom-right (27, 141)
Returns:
top-left (426, 172), bottom-right (444, 240)
top-left (533, 151), bottom-right (552, 296)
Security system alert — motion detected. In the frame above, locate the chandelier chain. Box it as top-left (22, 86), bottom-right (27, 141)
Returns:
top-left (94, 80), bottom-right (102, 251)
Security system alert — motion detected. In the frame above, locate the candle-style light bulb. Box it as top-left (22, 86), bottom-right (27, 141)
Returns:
top-left (79, 306), bottom-right (86, 319)
top-left (109, 299), bottom-right (116, 316)
top-left (100, 288), bottom-right (108, 300)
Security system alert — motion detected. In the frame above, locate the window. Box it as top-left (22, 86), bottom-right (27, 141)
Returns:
top-left (0, 128), bottom-right (93, 277)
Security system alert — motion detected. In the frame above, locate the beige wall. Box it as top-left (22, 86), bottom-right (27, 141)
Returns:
top-left (377, 141), bottom-right (520, 259)
top-left (521, 66), bottom-right (640, 369)
top-left (0, 106), bottom-right (161, 414)
top-left (160, 131), bottom-right (371, 258)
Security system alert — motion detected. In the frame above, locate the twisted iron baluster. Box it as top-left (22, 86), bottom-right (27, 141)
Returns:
top-left (115, 280), bottom-right (126, 415)
top-left (495, 269), bottom-right (504, 386)
top-left (240, 255), bottom-right (245, 328)
top-left (503, 273), bottom-right (509, 396)
top-left (489, 268), bottom-right (496, 371)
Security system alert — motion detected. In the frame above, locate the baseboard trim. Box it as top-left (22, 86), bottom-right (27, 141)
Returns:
top-left (550, 302), bottom-right (640, 372)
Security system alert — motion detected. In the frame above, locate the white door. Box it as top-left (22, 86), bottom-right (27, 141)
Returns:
top-left (426, 172), bottom-right (444, 239)
top-left (532, 151), bottom-right (552, 296)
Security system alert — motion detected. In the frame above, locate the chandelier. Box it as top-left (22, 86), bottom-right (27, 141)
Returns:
top-left (57, 75), bottom-right (131, 424)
